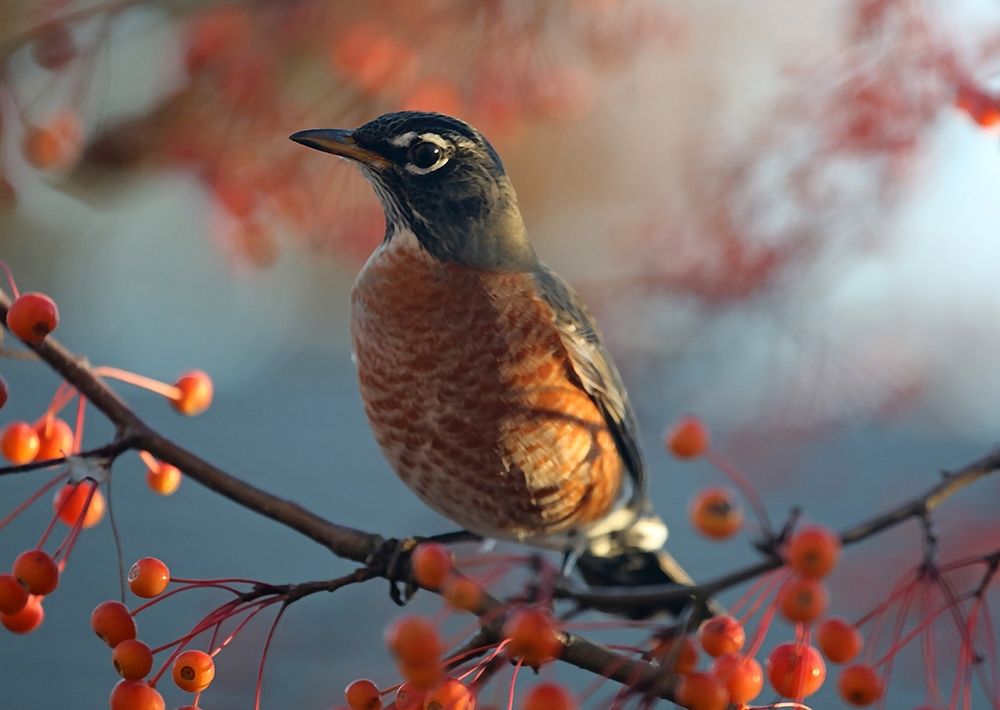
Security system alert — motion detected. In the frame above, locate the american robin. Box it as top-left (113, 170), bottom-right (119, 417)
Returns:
top-left (291, 112), bottom-right (698, 613)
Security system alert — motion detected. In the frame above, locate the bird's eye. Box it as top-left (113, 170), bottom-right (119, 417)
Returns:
top-left (407, 141), bottom-right (443, 170)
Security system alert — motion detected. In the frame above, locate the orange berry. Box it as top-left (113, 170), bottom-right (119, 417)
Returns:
top-left (677, 671), bottom-right (729, 710)
top-left (385, 615), bottom-right (444, 665)
top-left (1, 421), bottom-right (41, 464)
top-left (128, 558), bottom-right (170, 598)
top-left (502, 606), bottom-right (563, 667)
top-left (666, 415), bottom-right (709, 458)
top-left (113, 639), bottom-right (154, 679)
top-left (171, 370), bottom-right (213, 415)
top-left (698, 615), bottom-right (745, 657)
top-left (688, 487), bottom-right (743, 540)
top-left (787, 525), bottom-right (840, 578)
top-left (5, 292), bottom-right (59, 343)
top-left (411, 543), bottom-right (452, 588)
top-left (399, 658), bottom-right (444, 690)
top-left (108, 680), bottom-right (165, 710)
top-left (22, 127), bottom-right (63, 170)
top-left (1, 594), bottom-right (43, 634)
top-left (442, 576), bottom-right (482, 612)
top-left (766, 643), bottom-right (826, 698)
top-left (0, 573), bottom-right (29, 615)
top-left (423, 678), bottom-right (474, 710)
top-left (34, 417), bottom-right (74, 460)
top-left (146, 462), bottom-right (182, 495)
top-left (817, 617), bottom-right (863, 664)
top-left (172, 649), bottom-right (215, 692)
top-left (53, 481), bottom-right (106, 528)
top-left (0, 374), bottom-right (8, 409)
top-left (522, 682), bottom-right (577, 710)
top-left (778, 577), bottom-right (828, 623)
top-left (91, 600), bottom-right (137, 647)
top-left (345, 678), bottom-right (382, 710)
top-left (712, 654), bottom-right (764, 704)
top-left (837, 664), bottom-right (883, 706)
top-left (651, 633), bottom-right (699, 674)
top-left (12, 549), bottom-right (59, 595)
top-left (394, 682), bottom-right (426, 710)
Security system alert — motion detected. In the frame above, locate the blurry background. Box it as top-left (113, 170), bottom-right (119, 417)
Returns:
top-left (1, 0), bottom-right (999, 707)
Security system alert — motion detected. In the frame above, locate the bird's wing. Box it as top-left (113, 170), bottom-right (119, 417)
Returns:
top-left (531, 264), bottom-right (646, 509)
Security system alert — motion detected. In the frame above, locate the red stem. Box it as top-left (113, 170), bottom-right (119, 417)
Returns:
top-left (253, 603), bottom-right (287, 710)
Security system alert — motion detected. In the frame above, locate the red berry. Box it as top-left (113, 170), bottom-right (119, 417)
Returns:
top-left (128, 558), bottom-right (170, 598)
top-left (766, 643), bottom-right (826, 698)
top-left (108, 680), bottom-right (165, 710)
top-left (12, 549), bottom-right (59, 595)
top-left (113, 639), bottom-right (154, 679)
top-left (345, 679), bottom-right (382, 710)
top-left (778, 576), bottom-right (828, 623)
top-left (817, 617), bottom-right (863, 664)
top-left (423, 678), bottom-right (473, 710)
top-left (91, 600), bottom-right (137, 647)
top-left (53, 481), bottom-right (106, 528)
top-left (676, 671), bottom-right (729, 710)
top-left (411, 543), bottom-right (452, 588)
top-left (502, 606), bottom-right (563, 667)
top-left (689, 487), bottom-right (743, 540)
top-left (0, 573), bottom-right (29, 615)
top-left (35, 417), bottom-right (74, 460)
top-left (1, 421), bottom-right (41, 464)
top-left (522, 682), bottom-right (577, 710)
top-left (1, 594), bottom-right (43, 634)
top-left (398, 658), bottom-right (444, 691)
top-left (146, 461), bottom-right (182, 495)
top-left (394, 682), bottom-right (426, 710)
top-left (385, 615), bottom-right (444, 665)
top-left (666, 415), bottom-right (709, 458)
top-left (651, 633), bottom-right (699, 674)
top-left (712, 654), bottom-right (764, 704)
top-left (171, 370), bottom-right (213, 415)
top-left (5, 292), bottom-right (59, 343)
top-left (442, 576), bottom-right (482, 612)
top-left (837, 664), bottom-right (883, 706)
top-left (31, 20), bottom-right (77, 70)
top-left (787, 525), bottom-right (840, 578)
top-left (699, 615), bottom-right (745, 657)
top-left (172, 649), bottom-right (215, 692)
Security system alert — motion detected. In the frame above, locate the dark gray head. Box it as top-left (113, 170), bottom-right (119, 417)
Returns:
top-left (290, 111), bottom-right (536, 271)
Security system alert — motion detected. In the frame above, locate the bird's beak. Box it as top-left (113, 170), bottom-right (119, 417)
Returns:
top-left (289, 129), bottom-right (389, 169)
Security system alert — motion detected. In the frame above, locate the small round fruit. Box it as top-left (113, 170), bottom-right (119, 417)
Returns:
top-left (423, 678), bottom-right (474, 710)
top-left (113, 639), bottom-right (154, 680)
top-left (394, 682), bottom-right (426, 710)
top-left (1, 594), bottom-right (43, 634)
top-left (385, 615), bottom-right (443, 665)
top-left (689, 487), bottom-right (743, 540)
top-left (766, 643), bottom-right (826, 698)
top-left (172, 649), bottom-right (215, 692)
top-left (698, 615), bottom-right (745, 657)
top-left (53, 481), bottom-right (105, 528)
top-left (666, 415), bottom-right (709, 458)
top-left (503, 606), bottom-right (563, 667)
top-left (817, 617), bottom-right (863, 664)
top-left (0, 573), bottom-right (29, 615)
top-left (345, 678), bottom-right (382, 710)
top-left (1, 421), bottom-right (41, 464)
top-left (12, 549), bottom-right (59, 595)
top-left (712, 654), bottom-right (764, 704)
top-left (651, 633), bottom-right (699, 675)
top-left (399, 658), bottom-right (444, 690)
top-left (838, 664), bottom-right (883, 706)
top-left (171, 370), bottom-right (213, 415)
top-left (522, 682), bottom-right (577, 710)
top-left (411, 543), bottom-right (452, 588)
top-left (91, 600), bottom-right (137, 647)
top-left (442, 576), bottom-right (482, 612)
top-left (128, 558), bottom-right (170, 598)
top-left (108, 680), bottom-right (165, 710)
top-left (146, 462), bottom-right (182, 495)
top-left (34, 417), bottom-right (73, 461)
top-left (5, 292), bottom-right (59, 344)
top-left (787, 525), bottom-right (840, 578)
top-left (676, 671), bottom-right (729, 710)
top-left (778, 577), bottom-right (828, 623)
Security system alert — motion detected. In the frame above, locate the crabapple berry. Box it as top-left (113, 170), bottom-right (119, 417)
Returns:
top-left (1, 421), bottom-right (41, 464)
top-left (146, 462), bottom-right (182, 495)
top-left (385, 615), bottom-right (444, 665)
top-left (91, 600), bottom-right (137, 647)
top-left (522, 682), bottom-right (577, 710)
top-left (676, 671), bottom-right (729, 710)
top-left (423, 678), bottom-right (474, 710)
top-left (442, 576), bottom-right (482, 612)
top-left (108, 680), bottom-right (165, 710)
top-left (113, 639), bottom-right (154, 680)
top-left (128, 558), bottom-right (170, 598)
top-left (345, 679), bottom-right (382, 710)
top-left (651, 633), bottom-right (699, 674)
top-left (766, 643), bottom-right (826, 698)
top-left (394, 682), bottom-right (426, 710)
top-left (172, 649), bottom-right (215, 692)
top-left (31, 20), bottom-right (77, 70)
top-left (35, 417), bottom-right (74, 460)
top-left (5, 292), bottom-right (59, 343)
top-left (666, 415), bottom-right (709, 458)
top-left (688, 487), bottom-right (743, 540)
top-left (12, 549), bottom-right (59, 595)
top-left (411, 543), bottom-right (452, 588)
top-left (53, 481), bottom-right (106, 528)
top-left (712, 654), bottom-right (764, 704)
top-left (1, 594), bottom-right (43, 634)
top-left (171, 370), bottom-right (213, 415)
top-left (778, 577), bottom-right (828, 623)
top-left (837, 664), bottom-right (883, 706)
top-left (399, 658), bottom-right (444, 690)
top-left (699, 615), bottom-right (745, 657)
top-left (502, 606), bottom-right (563, 667)
top-left (787, 525), bottom-right (840, 578)
top-left (0, 573), bottom-right (29, 615)
top-left (817, 617), bottom-right (863, 664)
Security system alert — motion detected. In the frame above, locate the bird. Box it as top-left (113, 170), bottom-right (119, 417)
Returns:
top-left (291, 112), bottom-right (700, 615)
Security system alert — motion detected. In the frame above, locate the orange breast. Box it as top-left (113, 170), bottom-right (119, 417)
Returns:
top-left (350, 231), bottom-right (623, 542)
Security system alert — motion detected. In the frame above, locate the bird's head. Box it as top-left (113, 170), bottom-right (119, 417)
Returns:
top-left (291, 111), bottom-right (535, 271)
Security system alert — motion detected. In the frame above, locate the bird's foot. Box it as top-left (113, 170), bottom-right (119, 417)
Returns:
top-left (366, 530), bottom-right (482, 606)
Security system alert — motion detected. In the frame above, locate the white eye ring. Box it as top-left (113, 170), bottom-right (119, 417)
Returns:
top-left (404, 132), bottom-right (451, 175)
